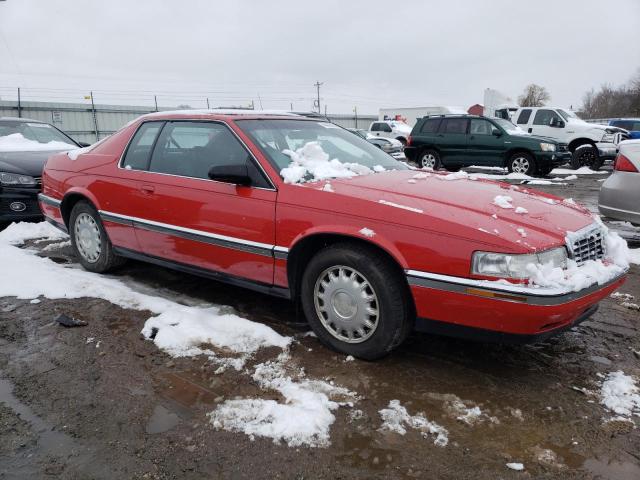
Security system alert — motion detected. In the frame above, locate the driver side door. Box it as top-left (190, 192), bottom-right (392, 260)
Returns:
top-left (134, 120), bottom-right (277, 285)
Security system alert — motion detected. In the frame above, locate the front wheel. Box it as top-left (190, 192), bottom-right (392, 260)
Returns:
top-left (571, 145), bottom-right (602, 171)
top-left (70, 201), bottom-right (125, 273)
top-left (300, 243), bottom-right (412, 360)
top-left (419, 149), bottom-right (441, 170)
top-left (507, 152), bottom-right (537, 176)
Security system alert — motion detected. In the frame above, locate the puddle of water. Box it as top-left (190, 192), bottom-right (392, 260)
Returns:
top-left (146, 405), bottom-right (181, 434)
top-left (159, 371), bottom-right (219, 409)
top-left (583, 457), bottom-right (640, 480)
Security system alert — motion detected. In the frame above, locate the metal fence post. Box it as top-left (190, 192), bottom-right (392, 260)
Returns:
top-left (17, 87), bottom-right (21, 118)
top-left (90, 91), bottom-right (99, 141)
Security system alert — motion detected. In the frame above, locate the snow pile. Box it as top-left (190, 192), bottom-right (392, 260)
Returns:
top-left (208, 352), bottom-right (356, 447)
top-left (378, 400), bottom-right (448, 447)
top-left (550, 167), bottom-right (608, 175)
top-left (493, 195), bottom-right (514, 209)
top-left (0, 133), bottom-right (75, 152)
top-left (141, 307), bottom-right (290, 369)
top-left (600, 371), bottom-right (640, 418)
top-left (359, 227), bottom-right (375, 238)
top-left (412, 172), bottom-right (430, 179)
top-left (280, 142), bottom-right (372, 184)
top-left (515, 206), bottom-right (528, 214)
top-left (506, 463), bottom-right (525, 471)
top-left (378, 199), bottom-right (423, 214)
top-left (0, 222), bottom-right (289, 371)
top-left (630, 249), bottom-right (640, 265)
top-left (437, 171), bottom-right (470, 181)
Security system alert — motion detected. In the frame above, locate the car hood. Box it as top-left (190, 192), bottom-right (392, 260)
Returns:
top-left (0, 150), bottom-right (64, 176)
top-left (299, 170), bottom-right (595, 252)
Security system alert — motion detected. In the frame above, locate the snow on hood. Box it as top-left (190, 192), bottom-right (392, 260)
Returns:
top-left (280, 141), bottom-right (374, 184)
top-left (0, 133), bottom-right (76, 152)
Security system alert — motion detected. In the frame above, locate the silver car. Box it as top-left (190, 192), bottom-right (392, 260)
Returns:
top-left (599, 140), bottom-right (640, 225)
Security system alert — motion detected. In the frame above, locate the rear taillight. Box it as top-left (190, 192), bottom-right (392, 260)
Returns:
top-left (406, 135), bottom-right (412, 146)
top-left (614, 153), bottom-right (638, 172)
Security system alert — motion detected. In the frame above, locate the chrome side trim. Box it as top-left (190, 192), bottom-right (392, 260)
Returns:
top-left (406, 268), bottom-right (627, 306)
top-left (37, 193), bottom-right (62, 208)
top-left (99, 210), bottom-right (289, 259)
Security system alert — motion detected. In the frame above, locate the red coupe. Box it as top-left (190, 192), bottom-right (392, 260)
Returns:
top-left (39, 111), bottom-right (626, 359)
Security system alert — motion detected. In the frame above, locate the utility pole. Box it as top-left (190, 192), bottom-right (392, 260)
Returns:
top-left (206, 97), bottom-right (210, 109)
top-left (257, 93), bottom-right (263, 110)
top-left (17, 87), bottom-right (21, 118)
top-left (154, 95), bottom-right (158, 112)
top-left (314, 81), bottom-right (323, 114)
top-left (290, 102), bottom-right (293, 111)
top-left (354, 106), bottom-right (358, 129)
top-left (90, 91), bottom-right (99, 142)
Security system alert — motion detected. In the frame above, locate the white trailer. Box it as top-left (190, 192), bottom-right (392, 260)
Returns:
top-left (483, 88), bottom-right (519, 120)
top-left (378, 106), bottom-right (466, 127)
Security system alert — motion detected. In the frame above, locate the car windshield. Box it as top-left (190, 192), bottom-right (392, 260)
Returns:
top-left (0, 121), bottom-right (77, 151)
top-left (557, 109), bottom-right (581, 121)
top-left (493, 118), bottom-right (528, 134)
top-left (236, 119), bottom-right (406, 183)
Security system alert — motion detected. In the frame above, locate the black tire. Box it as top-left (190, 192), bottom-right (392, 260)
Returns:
top-left (507, 152), bottom-right (537, 176)
top-left (69, 201), bottom-right (125, 273)
top-left (443, 165), bottom-right (461, 172)
top-left (418, 149), bottom-right (441, 170)
top-left (538, 166), bottom-right (553, 177)
top-left (300, 243), bottom-right (412, 360)
top-left (571, 145), bottom-right (602, 171)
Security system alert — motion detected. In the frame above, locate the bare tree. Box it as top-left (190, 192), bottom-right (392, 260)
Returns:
top-left (580, 69), bottom-right (640, 118)
top-left (518, 84), bottom-right (551, 107)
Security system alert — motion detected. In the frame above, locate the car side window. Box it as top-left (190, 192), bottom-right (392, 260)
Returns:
top-left (420, 119), bottom-right (441, 133)
top-left (533, 109), bottom-right (561, 126)
top-left (442, 118), bottom-right (468, 134)
top-left (371, 123), bottom-right (381, 132)
top-left (516, 109), bottom-right (532, 125)
top-left (469, 119), bottom-right (493, 135)
top-left (122, 122), bottom-right (164, 170)
top-left (381, 123), bottom-right (392, 132)
top-left (149, 122), bottom-right (251, 181)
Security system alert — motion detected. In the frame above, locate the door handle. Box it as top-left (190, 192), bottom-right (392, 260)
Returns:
top-left (140, 184), bottom-right (155, 194)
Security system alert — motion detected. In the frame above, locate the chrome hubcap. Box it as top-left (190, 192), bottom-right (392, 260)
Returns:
top-left (314, 266), bottom-right (379, 344)
top-left (421, 153), bottom-right (437, 169)
top-left (74, 213), bottom-right (101, 263)
top-left (512, 157), bottom-right (530, 174)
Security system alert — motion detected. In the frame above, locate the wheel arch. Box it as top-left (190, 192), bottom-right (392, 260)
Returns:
top-left (60, 188), bottom-right (101, 228)
top-left (286, 232), bottom-right (413, 312)
top-left (568, 138), bottom-right (596, 152)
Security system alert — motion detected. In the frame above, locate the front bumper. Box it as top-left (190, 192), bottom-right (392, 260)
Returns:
top-left (596, 142), bottom-right (618, 161)
top-left (407, 268), bottom-right (626, 343)
top-left (535, 150), bottom-right (572, 168)
top-left (0, 186), bottom-right (43, 222)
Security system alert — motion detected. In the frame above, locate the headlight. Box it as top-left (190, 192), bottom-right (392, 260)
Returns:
top-left (540, 142), bottom-right (556, 152)
top-left (0, 172), bottom-right (37, 186)
top-left (601, 133), bottom-right (615, 143)
top-left (472, 247), bottom-right (567, 280)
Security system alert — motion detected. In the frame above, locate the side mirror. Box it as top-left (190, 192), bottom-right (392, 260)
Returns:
top-left (549, 117), bottom-right (565, 128)
top-left (492, 129), bottom-right (502, 137)
top-left (208, 163), bottom-right (251, 186)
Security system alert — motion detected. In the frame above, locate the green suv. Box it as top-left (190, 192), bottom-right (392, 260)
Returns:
top-left (403, 115), bottom-right (572, 176)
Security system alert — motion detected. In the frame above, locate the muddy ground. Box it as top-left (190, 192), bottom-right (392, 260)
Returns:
top-left (1, 168), bottom-right (639, 479)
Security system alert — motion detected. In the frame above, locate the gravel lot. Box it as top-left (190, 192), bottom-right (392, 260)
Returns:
top-left (1, 166), bottom-right (639, 480)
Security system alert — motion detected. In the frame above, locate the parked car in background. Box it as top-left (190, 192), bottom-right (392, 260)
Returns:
top-left (39, 110), bottom-right (625, 359)
top-left (511, 107), bottom-right (627, 170)
top-left (404, 115), bottom-right (571, 176)
top-left (368, 120), bottom-right (412, 145)
top-left (348, 128), bottom-right (405, 158)
top-left (0, 117), bottom-right (81, 230)
top-left (599, 140), bottom-right (640, 225)
top-left (609, 118), bottom-right (640, 140)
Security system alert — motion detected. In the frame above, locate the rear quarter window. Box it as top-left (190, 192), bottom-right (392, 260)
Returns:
top-left (420, 118), bottom-right (441, 134)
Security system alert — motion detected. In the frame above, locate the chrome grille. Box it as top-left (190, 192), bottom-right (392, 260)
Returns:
top-left (567, 225), bottom-right (605, 265)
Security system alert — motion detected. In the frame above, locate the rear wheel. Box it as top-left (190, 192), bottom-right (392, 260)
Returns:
top-left (571, 145), bottom-right (602, 171)
top-left (70, 201), bottom-right (125, 273)
top-left (419, 149), bottom-right (441, 170)
top-left (507, 152), bottom-right (537, 176)
top-left (300, 243), bottom-right (412, 360)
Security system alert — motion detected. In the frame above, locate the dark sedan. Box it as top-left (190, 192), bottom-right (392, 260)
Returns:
top-left (0, 117), bottom-right (81, 229)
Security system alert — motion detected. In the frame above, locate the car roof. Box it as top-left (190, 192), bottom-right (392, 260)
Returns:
top-left (0, 116), bottom-right (45, 123)
top-left (135, 109), bottom-right (308, 122)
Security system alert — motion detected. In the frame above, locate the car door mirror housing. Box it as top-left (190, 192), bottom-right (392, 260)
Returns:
top-left (549, 117), bottom-right (565, 128)
top-left (492, 129), bottom-right (502, 137)
top-left (208, 164), bottom-right (252, 186)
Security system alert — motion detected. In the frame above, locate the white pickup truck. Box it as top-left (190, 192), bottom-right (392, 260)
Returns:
top-left (368, 120), bottom-right (413, 145)
top-left (511, 107), bottom-right (627, 170)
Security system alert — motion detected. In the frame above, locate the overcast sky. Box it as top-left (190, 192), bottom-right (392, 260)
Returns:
top-left (0, 0), bottom-right (638, 114)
